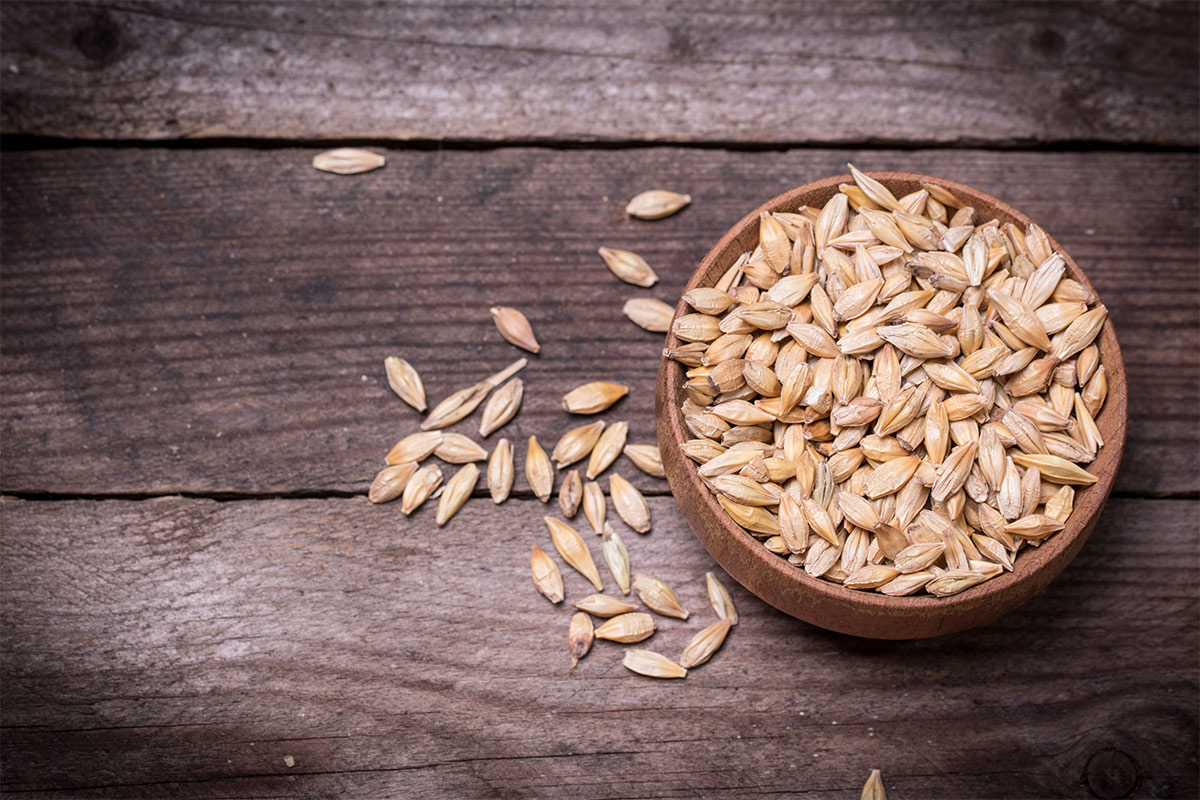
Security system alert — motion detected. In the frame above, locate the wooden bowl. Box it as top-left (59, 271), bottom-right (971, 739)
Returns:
top-left (656, 172), bottom-right (1128, 639)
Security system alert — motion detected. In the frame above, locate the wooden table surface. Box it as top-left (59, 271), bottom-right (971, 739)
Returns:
top-left (2, 3), bottom-right (1197, 798)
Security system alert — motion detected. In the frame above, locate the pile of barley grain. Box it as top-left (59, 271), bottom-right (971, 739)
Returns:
top-left (352, 147), bottom-right (1108, 674)
top-left (666, 165), bottom-right (1108, 597)
top-left (363, 176), bottom-right (732, 676)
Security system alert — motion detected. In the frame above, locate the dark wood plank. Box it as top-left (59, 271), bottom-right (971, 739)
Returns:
top-left (1, 1), bottom-right (1196, 145)
top-left (2, 147), bottom-right (1196, 497)
top-left (2, 494), bottom-right (1195, 798)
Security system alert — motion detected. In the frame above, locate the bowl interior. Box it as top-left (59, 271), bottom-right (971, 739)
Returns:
top-left (659, 172), bottom-right (1128, 634)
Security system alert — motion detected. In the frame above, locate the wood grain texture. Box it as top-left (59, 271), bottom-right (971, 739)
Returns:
top-left (2, 494), bottom-right (1196, 798)
top-left (3, 147), bottom-right (1195, 497)
top-left (1, 1), bottom-right (1197, 145)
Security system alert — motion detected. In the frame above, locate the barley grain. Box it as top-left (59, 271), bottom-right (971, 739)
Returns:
top-left (599, 246), bottom-right (659, 287)
top-left (490, 306), bottom-right (540, 353)
top-left (633, 573), bottom-right (688, 619)
top-left (479, 378), bottom-right (523, 437)
top-left (610, 473), bottom-right (651, 533)
top-left (525, 436), bottom-right (555, 502)
top-left (860, 768), bottom-right (887, 800)
top-left (583, 481), bottom-right (606, 534)
top-left (624, 298), bottom-right (675, 332)
top-left (384, 357), bottom-right (427, 411)
top-left (568, 612), bottom-right (593, 668)
top-left (369, 462), bottom-right (418, 504)
top-left (622, 649), bottom-right (686, 679)
top-left (705, 572), bottom-right (738, 624)
top-left (845, 564), bottom-right (901, 590)
top-left (562, 381), bottom-right (629, 414)
top-left (530, 545), bottom-right (564, 604)
top-left (926, 569), bottom-right (987, 597)
top-left (487, 438), bottom-right (514, 504)
top-left (559, 469), bottom-right (583, 518)
top-left (386, 431), bottom-right (443, 465)
top-left (602, 525), bottom-right (632, 595)
top-left (596, 613), bottom-right (656, 643)
top-left (624, 444), bottom-right (666, 478)
top-left (400, 464), bottom-right (442, 515)
top-left (553, 421), bottom-right (606, 468)
top-left (626, 190), bottom-right (691, 219)
top-left (545, 517), bottom-right (603, 590)
top-left (679, 620), bottom-right (733, 668)
top-left (574, 593), bottom-right (638, 617)
top-left (1012, 453), bottom-right (1097, 485)
top-left (312, 148), bottom-right (385, 174)
top-left (433, 433), bottom-right (488, 463)
top-left (587, 422), bottom-right (629, 479)
top-left (436, 463), bottom-right (478, 526)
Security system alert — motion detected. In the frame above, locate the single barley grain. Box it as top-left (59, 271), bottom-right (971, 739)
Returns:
top-left (583, 481), bottom-right (606, 534)
top-left (563, 381), bottom-right (629, 414)
top-left (633, 573), bottom-right (688, 619)
top-left (400, 464), bottom-right (442, 515)
top-left (530, 545), bottom-right (564, 604)
top-left (705, 571), bottom-right (738, 624)
top-left (587, 421), bottom-right (629, 479)
top-left (433, 433), bottom-right (487, 464)
top-left (626, 190), bottom-right (691, 219)
top-left (312, 148), bottom-right (385, 174)
top-left (926, 569), bottom-right (987, 597)
top-left (490, 306), bottom-right (541, 353)
top-left (574, 593), bottom-right (638, 617)
top-left (860, 769), bottom-right (887, 800)
top-left (623, 649), bottom-right (687, 679)
top-left (679, 620), bottom-right (732, 668)
top-left (479, 378), bottom-right (523, 437)
top-left (384, 357), bottom-right (426, 411)
top-left (610, 473), bottom-right (651, 533)
top-left (386, 431), bottom-right (443, 465)
top-left (545, 517), bottom-right (604, 591)
top-left (595, 612), bottom-right (657, 643)
top-left (1012, 453), bottom-right (1097, 485)
top-left (568, 612), bottom-right (594, 668)
top-left (525, 435), bottom-right (555, 502)
top-left (552, 421), bottom-right (606, 469)
top-left (488, 438), bottom-right (514, 504)
top-left (436, 463), bottom-right (478, 526)
top-left (623, 298), bottom-right (675, 332)
top-left (559, 469), bottom-right (583, 518)
top-left (623, 444), bottom-right (666, 478)
top-left (368, 462), bottom-right (418, 504)
top-left (602, 524), bottom-right (632, 595)
top-left (599, 246), bottom-right (659, 287)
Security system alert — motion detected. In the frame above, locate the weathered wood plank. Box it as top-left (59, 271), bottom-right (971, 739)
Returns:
top-left (2, 148), bottom-right (1195, 497)
top-left (1, 1), bottom-right (1196, 145)
top-left (2, 494), bottom-right (1196, 798)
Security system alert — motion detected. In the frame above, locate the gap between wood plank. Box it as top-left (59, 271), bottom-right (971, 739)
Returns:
top-left (0, 488), bottom-right (669, 502)
top-left (1, 135), bottom-right (1196, 154)
top-left (2, 490), bottom-right (1196, 503)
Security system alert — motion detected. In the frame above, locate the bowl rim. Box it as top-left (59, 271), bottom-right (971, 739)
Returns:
top-left (659, 170), bottom-right (1128, 618)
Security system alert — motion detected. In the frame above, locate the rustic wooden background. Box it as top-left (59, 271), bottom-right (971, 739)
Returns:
top-left (2, 3), bottom-right (1197, 798)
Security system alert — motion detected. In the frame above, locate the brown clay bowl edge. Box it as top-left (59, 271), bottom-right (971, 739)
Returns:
top-left (656, 171), bottom-right (1128, 640)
